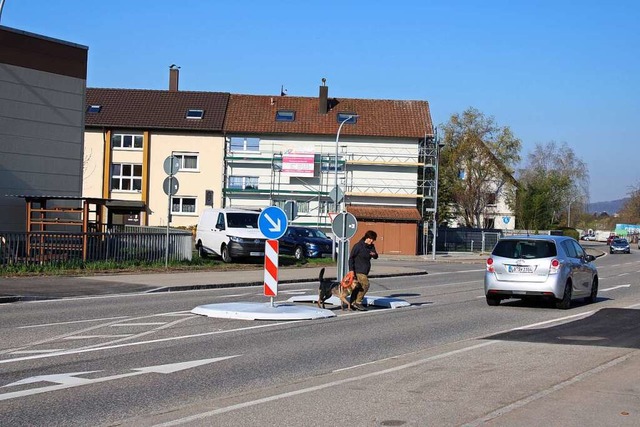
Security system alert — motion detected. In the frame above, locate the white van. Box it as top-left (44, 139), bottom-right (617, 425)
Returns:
top-left (195, 208), bottom-right (266, 262)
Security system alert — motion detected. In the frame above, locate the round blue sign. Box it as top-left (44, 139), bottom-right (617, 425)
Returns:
top-left (258, 206), bottom-right (288, 240)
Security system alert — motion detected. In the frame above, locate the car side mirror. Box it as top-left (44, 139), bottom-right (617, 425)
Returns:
top-left (584, 254), bottom-right (596, 262)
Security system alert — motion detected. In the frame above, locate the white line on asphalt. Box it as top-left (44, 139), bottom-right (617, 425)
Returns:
top-left (462, 350), bottom-right (639, 427)
top-left (18, 316), bottom-right (131, 329)
top-left (110, 322), bottom-right (167, 327)
top-left (64, 335), bottom-right (133, 340)
top-left (512, 311), bottom-right (595, 330)
top-left (9, 349), bottom-right (64, 355)
top-left (151, 341), bottom-right (498, 426)
top-left (618, 272), bottom-right (630, 276)
top-left (600, 284), bottom-right (631, 292)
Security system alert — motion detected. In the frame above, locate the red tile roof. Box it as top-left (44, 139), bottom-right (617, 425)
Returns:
top-left (348, 205), bottom-right (422, 221)
top-left (224, 94), bottom-right (433, 139)
top-left (85, 88), bottom-right (228, 131)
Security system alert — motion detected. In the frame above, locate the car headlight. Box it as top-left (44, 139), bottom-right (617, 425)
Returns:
top-left (229, 236), bottom-right (244, 243)
top-left (305, 242), bottom-right (318, 248)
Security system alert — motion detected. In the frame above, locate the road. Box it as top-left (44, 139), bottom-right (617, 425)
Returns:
top-left (1, 248), bottom-right (639, 426)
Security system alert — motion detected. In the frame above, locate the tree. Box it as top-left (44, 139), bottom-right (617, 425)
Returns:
top-left (516, 142), bottom-right (589, 229)
top-left (617, 184), bottom-right (640, 224)
top-left (439, 107), bottom-right (521, 228)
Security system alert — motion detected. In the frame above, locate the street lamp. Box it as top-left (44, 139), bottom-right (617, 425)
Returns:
top-left (334, 115), bottom-right (358, 213)
top-left (432, 138), bottom-right (445, 260)
top-left (333, 114), bottom-right (358, 278)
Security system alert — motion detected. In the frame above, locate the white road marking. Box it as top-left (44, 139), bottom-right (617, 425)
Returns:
top-left (151, 342), bottom-right (497, 426)
top-left (18, 316), bottom-right (131, 329)
top-left (110, 322), bottom-right (167, 327)
top-left (618, 272), bottom-right (629, 276)
top-left (9, 349), bottom-right (64, 355)
top-left (600, 284), bottom-right (631, 292)
top-left (0, 357), bottom-right (240, 402)
top-left (64, 335), bottom-right (133, 340)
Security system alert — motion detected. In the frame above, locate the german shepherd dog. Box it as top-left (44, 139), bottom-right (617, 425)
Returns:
top-left (317, 267), bottom-right (356, 310)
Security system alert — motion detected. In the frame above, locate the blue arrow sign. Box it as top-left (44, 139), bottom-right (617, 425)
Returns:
top-left (258, 206), bottom-right (288, 240)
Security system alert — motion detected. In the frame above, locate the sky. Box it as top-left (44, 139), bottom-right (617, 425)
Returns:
top-left (2, 0), bottom-right (638, 203)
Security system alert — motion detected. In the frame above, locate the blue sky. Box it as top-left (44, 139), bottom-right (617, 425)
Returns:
top-left (3, 0), bottom-right (638, 203)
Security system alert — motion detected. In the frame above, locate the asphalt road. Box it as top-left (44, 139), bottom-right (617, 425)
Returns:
top-left (1, 249), bottom-right (639, 426)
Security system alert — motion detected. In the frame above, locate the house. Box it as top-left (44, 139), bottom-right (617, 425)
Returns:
top-left (83, 67), bottom-right (228, 227)
top-left (222, 82), bottom-right (433, 254)
top-left (82, 72), bottom-right (434, 254)
top-left (0, 26), bottom-right (88, 232)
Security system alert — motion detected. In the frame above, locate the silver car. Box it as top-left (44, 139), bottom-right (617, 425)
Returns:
top-left (484, 235), bottom-right (598, 309)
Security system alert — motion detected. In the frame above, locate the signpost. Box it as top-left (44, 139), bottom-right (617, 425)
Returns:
top-left (162, 155), bottom-right (180, 267)
top-left (258, 206), bottom-right (288, 305)
top-left (331, 212), bottom-right (358, 284)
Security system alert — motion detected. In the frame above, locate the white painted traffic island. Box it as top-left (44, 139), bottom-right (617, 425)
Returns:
top-left (191, 302), bottom-right (336, 321)
top-left (286, 294), bottom-right (411, 309)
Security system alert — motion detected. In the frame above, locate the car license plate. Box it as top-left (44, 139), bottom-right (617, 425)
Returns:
top-left (250, 252), bottom-right (264, 256)
top-left (507, 265), bottom-right (534, 273)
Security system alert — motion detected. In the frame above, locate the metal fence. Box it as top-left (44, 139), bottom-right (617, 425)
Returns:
top-left (434, 228), bottom-right (502, 253)
top-left (0, 229), bottom-right (193, 267)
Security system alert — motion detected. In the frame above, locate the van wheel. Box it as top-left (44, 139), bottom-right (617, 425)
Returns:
top-left (294, 246), bottom-right (306, 261)
top-left (556, 281), bottom-right (572, 309)
top-left (221, 245), bottom-right (232, 263)
top-left (197, 241), bottom-right (207, 258)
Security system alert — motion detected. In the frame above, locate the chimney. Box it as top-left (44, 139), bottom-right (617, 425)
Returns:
top-left (318, 78), bottom-right (328, 114)
top-left (169, 64), bottom-right (180, 92)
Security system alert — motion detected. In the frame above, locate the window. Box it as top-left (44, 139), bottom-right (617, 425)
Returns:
top-left (275, 110), bottom-right (296, 122)
top-left (486, 192), bottom-right (497, 205)
top-left (112, 133), bottom-right (143, 150)
top-left (174, 152), bottom-right (199, 171)
top-left (111, 163), bottom-right (142, 191)
top-left (228, 176), bottom-right (259, 190)
top-left (320, 155), bottom-right (344, 172)
top-left (229, 137), bottom-right (260, 152)
top-left (336, 113), bottom-right (357, 124)
top-left (186, 109), bottom-right (204, 119)
top-left (172, 197), bottom-right (196, 214)
top-left (86, 105), bottom-right (102, 113)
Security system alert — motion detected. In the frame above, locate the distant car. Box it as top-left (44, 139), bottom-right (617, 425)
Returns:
top-left (278, 226), bottom-right (334, 260)
top-left (610, 238), bottom-right (630, 254)
top-left (581, 234), bottom-right (596, 241)
top-left (484, 235), bottom-right (598, 309)
top-left (606, 235), bottom-right (617, 245)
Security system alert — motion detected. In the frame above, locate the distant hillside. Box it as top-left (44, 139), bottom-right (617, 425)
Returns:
top-left (588, 198), bottom-right (628, 214)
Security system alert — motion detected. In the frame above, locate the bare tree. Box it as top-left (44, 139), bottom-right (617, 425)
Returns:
top-left (440, 108), bottom-right (521, 228)
top-left (517, 142), bottom-right (589, 228)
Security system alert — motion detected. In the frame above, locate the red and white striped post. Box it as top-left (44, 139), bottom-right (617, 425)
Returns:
top-left (264, 239), bottom-right (279, 305)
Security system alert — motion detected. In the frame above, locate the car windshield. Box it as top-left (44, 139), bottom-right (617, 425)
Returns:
top-left (492, 239), bottom-right (557, 259)
top-left (227, 213), bottom-right (258, 228)
top-left (294, 228), bottom-right (328, 238)
top-left (612, 238), bottom-right (628, 245)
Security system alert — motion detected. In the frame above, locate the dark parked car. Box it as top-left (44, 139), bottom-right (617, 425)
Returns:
top-left (610, 238), bottom-right (630, 254)
top-left (279, 226), bottom-right (334, 260)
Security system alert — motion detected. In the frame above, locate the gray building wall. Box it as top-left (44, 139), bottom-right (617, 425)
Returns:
top-left (0, 26), bottom-right (88, 231)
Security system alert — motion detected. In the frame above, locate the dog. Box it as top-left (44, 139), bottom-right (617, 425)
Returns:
top-left (317, 267), bottom-right (358, 310)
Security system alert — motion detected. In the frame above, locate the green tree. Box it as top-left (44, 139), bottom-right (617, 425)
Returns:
top-left (440, 107), bottom-right (521, 228)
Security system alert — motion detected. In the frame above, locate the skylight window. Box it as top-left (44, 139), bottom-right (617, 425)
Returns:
top-left (336, 113), bottom-right (358, 124)
top-left (275, 110), bottom-right (296, 122)
top-left (87, 105), bottom-right (102, 113)
top-left (186, 109), bottom-right (204, 119)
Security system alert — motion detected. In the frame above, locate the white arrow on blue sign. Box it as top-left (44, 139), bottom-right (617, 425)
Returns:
top-left (258, 206), bottom-right (288, 240)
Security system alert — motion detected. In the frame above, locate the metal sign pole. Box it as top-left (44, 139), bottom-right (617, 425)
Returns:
top-left (165, 176), bottom-right (171, 268)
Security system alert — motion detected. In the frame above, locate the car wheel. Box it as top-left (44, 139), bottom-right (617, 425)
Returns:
top-left (586, 277), bottom-right (598, 304)
top-left (486, 295), bottom-right (500, 306)
top-left (221, 245), bottom-right (232, 263)
top-left (197, 241), bottom-right (207, 258)
top-left (556, 281), bottom-right (572, 309)
top-left (294, 246), bottom-right (306, 261)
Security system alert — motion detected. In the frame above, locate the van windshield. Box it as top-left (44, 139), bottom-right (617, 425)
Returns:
top-left (227, 213), bottom-right (258, 228)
